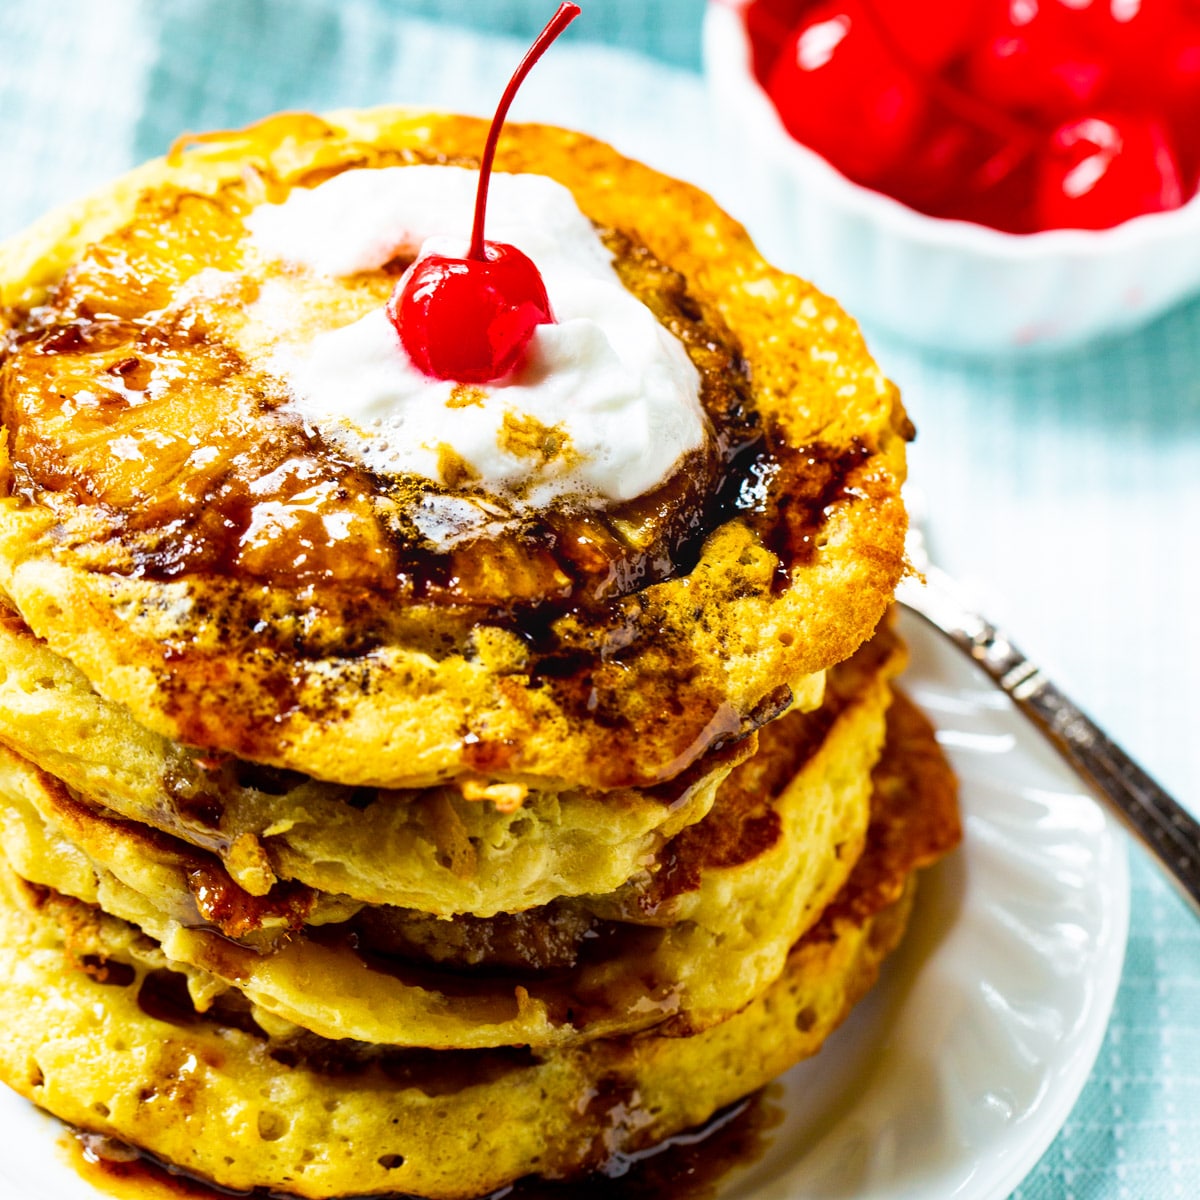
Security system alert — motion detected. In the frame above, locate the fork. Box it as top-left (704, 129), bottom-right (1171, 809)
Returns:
top-left (897, 512), bottom-right (1200, 920)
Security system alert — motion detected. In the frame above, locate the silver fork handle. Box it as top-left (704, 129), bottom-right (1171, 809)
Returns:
top-left (908, 591), bottom-right (1200, 919)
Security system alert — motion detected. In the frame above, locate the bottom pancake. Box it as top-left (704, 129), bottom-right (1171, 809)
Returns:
top-left (0, 692), bottom-right (959, 1200)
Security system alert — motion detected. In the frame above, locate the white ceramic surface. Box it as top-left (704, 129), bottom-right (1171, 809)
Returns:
top-left (710, 608), bottom-right (1130, 1199)
top-left (0, 610), bottom-right (1130, 1199)
top-left (703, 1), bottom-right (1200, 355)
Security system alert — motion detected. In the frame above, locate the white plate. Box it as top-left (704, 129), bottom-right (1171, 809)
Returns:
top-left (0, 610), bottom-right (1129, 1198)
top-left (718, 608), bottom-right (1130, 1200)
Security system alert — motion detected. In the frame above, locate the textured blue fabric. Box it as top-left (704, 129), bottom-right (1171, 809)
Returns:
top-left (0, 3), bottom-right (1196, 1197)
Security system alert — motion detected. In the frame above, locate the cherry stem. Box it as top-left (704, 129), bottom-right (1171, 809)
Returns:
top-left (469, 3), bottom-right (582, 261)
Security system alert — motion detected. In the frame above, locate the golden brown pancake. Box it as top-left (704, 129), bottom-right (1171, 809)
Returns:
top-left (0, 109), bottom-right (909, 793)
top-left (0, 610), bottom-right (746, 914)
top-left (0, 687), bottom-right (959, 1199)
top-left (0, 107), bottom-right (934, 1197)
top-left (0, 625), bottom-right (905, 1051)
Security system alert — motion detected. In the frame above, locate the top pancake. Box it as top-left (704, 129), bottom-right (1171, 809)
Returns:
top-left (0, 109), bottom-right (910, 791)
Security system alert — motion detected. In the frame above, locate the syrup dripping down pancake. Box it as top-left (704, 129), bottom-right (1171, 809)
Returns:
top-left (0, 625), bottom-right (905, 1051)
top-left (0, 110), bottom-right (910, 792)
top-left (0, 687), bottom-right (959, 1199)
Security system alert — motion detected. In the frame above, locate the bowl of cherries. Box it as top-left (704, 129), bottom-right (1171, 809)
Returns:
top-left (704, 0), bottom-right (1200, 353)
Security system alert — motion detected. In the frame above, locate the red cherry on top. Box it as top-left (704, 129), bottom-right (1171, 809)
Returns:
top-left (1035, 112), bottom-right (1184, 230)
top-left (389, 4), bottom-right (579, 383)
top-left (389, 243), bottom-right (553, 383)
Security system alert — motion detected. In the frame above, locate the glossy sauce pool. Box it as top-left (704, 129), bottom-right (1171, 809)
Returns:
top-left (61, 1086), bottom-right (783, 1200)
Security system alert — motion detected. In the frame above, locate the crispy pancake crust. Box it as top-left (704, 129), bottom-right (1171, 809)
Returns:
top-left (1, 867), bottom-right (912, 1200)
top-left (0, 684), bottom-right (957, 1198)
top-left (0, 611), bottom-right (744, 913)
top-left (0, 109), bottom-right (907, 791)
top-left (0, 628), bottom-right (905, 1050)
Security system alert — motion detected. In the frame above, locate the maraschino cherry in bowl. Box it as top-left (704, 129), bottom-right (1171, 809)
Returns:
top-left (704, 0), bottom-right (1200, 354)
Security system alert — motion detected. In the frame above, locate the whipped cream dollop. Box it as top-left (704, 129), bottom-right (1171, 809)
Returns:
top-left (245, 166), bottom-right (707, 513)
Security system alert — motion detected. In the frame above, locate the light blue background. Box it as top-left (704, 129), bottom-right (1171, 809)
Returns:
top-left (0, 2), bottom-right (1196, 1196)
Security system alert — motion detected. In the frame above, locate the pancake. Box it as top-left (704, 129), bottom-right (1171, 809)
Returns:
top-left (0, 624), bottom-right (905, 1051)
top-left (0, 103), bottom-right (938, 1196)
top-left (0, 109), bottom-right (909, 793)
top-left (0, 687), bottom-right (958, 1199)
top-left (0, 611), bottom-right (746, 914)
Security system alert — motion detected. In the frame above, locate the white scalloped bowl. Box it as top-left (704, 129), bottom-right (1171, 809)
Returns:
top-left (703, 0), bottom-right (1200, 355)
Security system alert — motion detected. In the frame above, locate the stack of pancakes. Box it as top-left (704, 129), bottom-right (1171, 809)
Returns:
top-left (0, 111), bottom-right (960, 1198)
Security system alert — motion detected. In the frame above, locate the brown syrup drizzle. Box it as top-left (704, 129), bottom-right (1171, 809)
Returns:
top-left (500, 1088), bottom-right (784, 1200)
top-left (0, 161), bottom-right (876, 650)
top-left (63, 1086), bottom-right (782, 1200)
top-left (0, 159), bottom-right (886, 786)
top-left (184, 862), bottom-right (315, 940)
top-left (0, 182), bottom-right (760, 616)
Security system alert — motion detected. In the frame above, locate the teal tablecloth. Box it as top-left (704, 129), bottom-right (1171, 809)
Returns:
top-left (1, 2), bottom-right (1197, 1197)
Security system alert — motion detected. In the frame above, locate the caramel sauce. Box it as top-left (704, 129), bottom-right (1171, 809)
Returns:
top-left (0, 153), bottom-right (881, 786)
top-left (737, 433), bottom-right (874, 590)
top-left (0, 158), bottom-right (871, 652)
top-left (62, 1132), bottom-right (219, 1200)
top-left (184, 862), bottom-right (315, 940)
top-left (307, 916), bottom-right (676, 1032)
top-left (61, 1087), bottom-right (782, 1200)
top-left (503, 1088), bottom-right (784, 1200)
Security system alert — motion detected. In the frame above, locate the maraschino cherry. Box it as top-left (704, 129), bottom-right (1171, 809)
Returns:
top-left (766, 0), bottom-right (928, 186)
top-left (965, 1), bottom-right (1110, 124)
top-left (1035, 112), bottom-right (1184, 230)
top-left (747, 0), bottom-right (1200, 232)
top-left (389, 3), bottom-right (580, 383)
